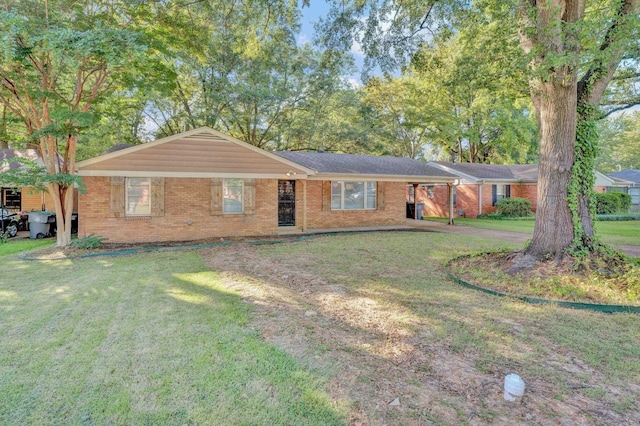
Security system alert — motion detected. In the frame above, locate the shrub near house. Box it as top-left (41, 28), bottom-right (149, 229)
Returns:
top-left (594, 192), bottom-right (632, 214)
top-left (495, 197), bottom-right (532, 217)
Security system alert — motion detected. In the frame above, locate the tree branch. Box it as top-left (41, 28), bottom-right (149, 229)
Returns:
top-left (577, 0), bottom-right (640, 106)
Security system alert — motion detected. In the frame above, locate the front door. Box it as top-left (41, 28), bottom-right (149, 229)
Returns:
top-left (278, 180), bottom-right (296, 226)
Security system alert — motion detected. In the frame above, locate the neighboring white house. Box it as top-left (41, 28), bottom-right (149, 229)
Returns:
top-left (607, 169), bottom-right (640, 211)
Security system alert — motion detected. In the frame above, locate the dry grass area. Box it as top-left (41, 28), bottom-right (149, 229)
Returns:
top-left (448, 251), bottom-right (640, 307)
top-left (202, 232), bottom-right (640, 425)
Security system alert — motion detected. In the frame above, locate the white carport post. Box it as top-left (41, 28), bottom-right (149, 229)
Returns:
top-left (448, 183), bottom-right (454, 225)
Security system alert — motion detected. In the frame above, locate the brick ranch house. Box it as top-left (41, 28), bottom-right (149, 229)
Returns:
top-left (409, 162), bottom-right (614, 219)
top-left (75, 127), bottom-right (457, 243)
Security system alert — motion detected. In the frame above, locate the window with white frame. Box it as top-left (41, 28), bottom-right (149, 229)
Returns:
top-left (126, 177), bottom-right (151, 216)
top-left (630, 188), bottom-right (640, 205)
top-left (493, 184), bottom-right (510, 206)
top-left (331, 181), bottom-right (376, 210)
top-left (223, 179), bottom-right (244, 213)
top-left (426, 185), bottom-right (435, 198)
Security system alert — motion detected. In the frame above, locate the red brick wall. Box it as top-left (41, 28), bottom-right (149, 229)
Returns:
top-left (79, 177), bottom-right (408, 243)
top-left (416, 185), bottom-right (450, 218)
top-left (414, 183), bottom-right (538, 218)
top-left (79, 177), bottom-right (280, 243)
top-left (305, 181), bottom-right (406, 228)
top-left (510, 184), bottom-right (537, 212)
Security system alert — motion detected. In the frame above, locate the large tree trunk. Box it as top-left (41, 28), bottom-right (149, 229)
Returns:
top-left (519, 0), bottom-right (583, 259)
top-left (526, 81), bottom-right (577, 258)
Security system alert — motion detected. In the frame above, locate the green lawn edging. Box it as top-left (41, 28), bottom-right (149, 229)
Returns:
top-left (446, 272), bottom-right (640, 314)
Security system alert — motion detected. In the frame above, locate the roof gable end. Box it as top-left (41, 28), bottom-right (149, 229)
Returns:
top-left (76, 127), bottom-right (314, 178)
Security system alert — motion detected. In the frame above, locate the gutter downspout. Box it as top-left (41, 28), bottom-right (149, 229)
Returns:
top-left (413, 183), bottom-right (419, 220)
top-left (302, 179), bottom-right (307, 231)
top-left (448, 182), bottom-right (454, 225)
top-left (477, 180), bottom-right (483, 217)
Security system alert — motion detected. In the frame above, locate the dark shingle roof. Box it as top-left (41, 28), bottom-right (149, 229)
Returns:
top-left (274, 152), bottom-right (457, 178)
top-left (0, 149), bottom-right (44, 172)
top-left (608, 169), bottom-right (640, 183)
top-left (431, 162), bottom-right (538, 181)
top-left (102, 143), bottom-right (135, 154)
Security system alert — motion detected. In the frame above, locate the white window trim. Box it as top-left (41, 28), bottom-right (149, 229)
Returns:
top-left (331, 181), bottom-right (377, 211)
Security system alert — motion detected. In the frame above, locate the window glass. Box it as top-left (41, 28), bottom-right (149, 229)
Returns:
top-left (126, 178), bottom-right (151, 216)
top-left (332, 181), bottom-right (376, 210)
top-left (427, 185), bottom-right (435, 198)
top-left (630, 188), bottom-right (640, 205)
top-left (407, 185), bottom-right (415, 203)
top-left (366, 182), bottom-right (377, 209)
top-left (223, 179), bottom-right (243, 213)
top-left (331, 182), bottom-right (342, 209)
top-left (344, 182), bottom-right (364, 209)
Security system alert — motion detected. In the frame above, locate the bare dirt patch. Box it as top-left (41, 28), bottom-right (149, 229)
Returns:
top-left (201, 243), bottom-right (639, 425)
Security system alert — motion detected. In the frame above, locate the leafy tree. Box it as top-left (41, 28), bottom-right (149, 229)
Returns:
top-left (141, 0), bottom-right (353, 151)
top-left (406, 31), bottom-right (537, 163)
top-left (0, 0), bottom-right (145, 246)
top-left (362, 76), bottom-right (434, 159)
top-left (518, 0), bottom-right (639, 257)
top-left (596, 112), bottom-right (640, 173)
top-left (320, 0), bottom-right (640, 259)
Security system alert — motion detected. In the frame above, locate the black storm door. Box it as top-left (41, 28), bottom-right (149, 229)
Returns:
top-left (278, 180), bottom-right (296, 226)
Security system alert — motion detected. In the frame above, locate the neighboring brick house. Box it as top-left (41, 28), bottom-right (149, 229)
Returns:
top-left (410, 162), bottom-right (615, 218)
top-left (606, 170), bottom-right (640, 211)
top-left (409, 162), bottom-right (539, 218)
top-left (75, 127), bottom-right (457, 243)
top-left (0, 149), bottom-right (58, 212)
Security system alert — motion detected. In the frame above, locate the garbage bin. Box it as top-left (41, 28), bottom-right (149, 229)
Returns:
top-left (417, 203), bottom-right (425, 220)
top-left (28, 211), bottom-right (55, 239)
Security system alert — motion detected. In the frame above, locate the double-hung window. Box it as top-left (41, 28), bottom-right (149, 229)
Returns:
top-left (331, 181), bottom-right (376, 210)
top-left (493, 184), bottom-right (511, 206)
top-left (223, 179), bottom-right (244, 213)
top-left (126, 178), bottom-right (151, 216)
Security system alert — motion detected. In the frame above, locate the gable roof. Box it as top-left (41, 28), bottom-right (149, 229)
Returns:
top-left (608, 169), bottom-right (640, 184)
top-left (274, 152), bottom-right (458, 182)
top-left (0, 149), bottom-right (44, 173)
top-left (76, 127), bottom-right (313, 179)
top-left (429, 162), bottom-right (538, 183)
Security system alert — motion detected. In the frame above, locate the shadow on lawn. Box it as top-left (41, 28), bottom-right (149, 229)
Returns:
top-left (199, 233), bottom-right (640, 426)
top-left (0, 252), bottom-right (346, 426)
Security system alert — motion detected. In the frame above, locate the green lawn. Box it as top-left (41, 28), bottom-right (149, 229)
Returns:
top-left (425, 216), bottom-right (640, 246)
top-left (1, 232), bottom-right (639, 424)
top-left (0, 238), bottom-right (53, 257)
top-left (0, 251), bottom-right (344, 425)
